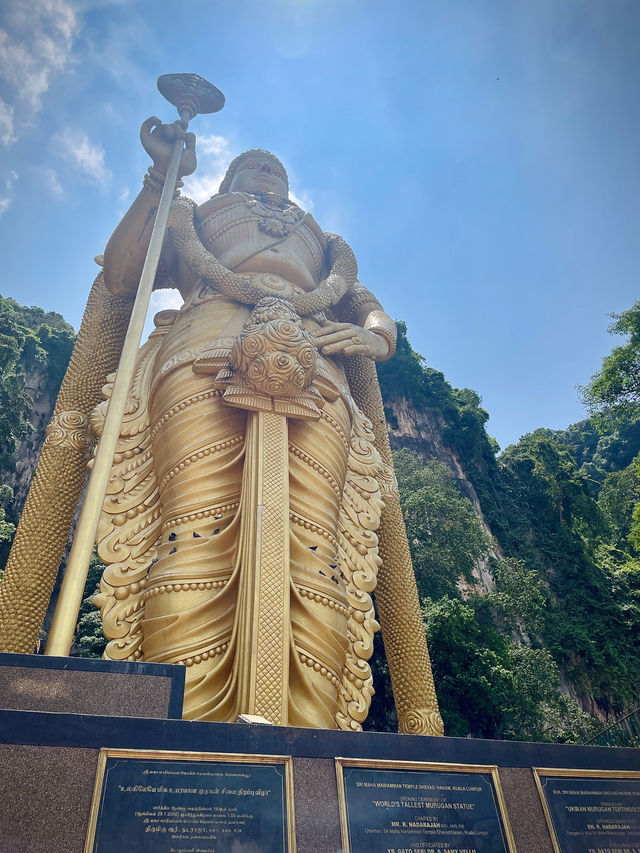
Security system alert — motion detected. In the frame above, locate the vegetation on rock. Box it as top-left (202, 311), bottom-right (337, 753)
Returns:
top-left (372, 314), bottom-right (640, 740)
top-left (0, 294), bottom-right (75, 569)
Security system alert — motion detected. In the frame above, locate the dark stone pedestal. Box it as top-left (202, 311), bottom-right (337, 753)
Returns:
top-left (0, 653), bottom-right (184, 718)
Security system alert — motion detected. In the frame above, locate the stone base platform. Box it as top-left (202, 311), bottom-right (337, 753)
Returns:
top-left (0, 656), bottom-right (638, 852)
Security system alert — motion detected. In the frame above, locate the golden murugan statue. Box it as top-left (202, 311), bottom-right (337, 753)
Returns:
top-left (0, 116), bottom-right (443, 736)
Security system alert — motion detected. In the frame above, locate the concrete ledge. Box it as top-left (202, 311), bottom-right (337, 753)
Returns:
top-left (0, 706), bottom-right (637, 768)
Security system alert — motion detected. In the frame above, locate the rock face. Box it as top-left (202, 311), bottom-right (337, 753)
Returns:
top-left (384, 390), bottom-right (636, 727)
top-left (0, 295), bottom-right (76, 522)
top-left (0, 359), bottom-right (72, 641)
top-left (385, 397), bottom-right (499, 595)
top-left (7, 365), bottom-right (58, 513)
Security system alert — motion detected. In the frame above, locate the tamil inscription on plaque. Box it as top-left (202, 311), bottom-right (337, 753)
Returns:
top-left (85, 748), bottom-right (295, 852)
top-left (534, 768), bottom-right (640, 853)
top-left (336, 758), bottom-right (515, 853)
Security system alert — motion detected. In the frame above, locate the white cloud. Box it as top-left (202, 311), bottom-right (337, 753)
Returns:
top-left (150, 289), bottom-right (183, 313)
top-left (290, 188), bottom-right (314, 211)
top-left (44, 167), bottom-right (63, 198)
top-left (116, 185), bottom-right (131, 217)
top-left (52, 128), bottom-right (112, 187)
top-left (0, 169), bottom-right (18, 214)
top-left (282, 158), bottom-right (314, 211)
top-left (0, 99), bottom-right (15, 146)
top-left (0, 0), bottom-right (78, 142)
top-left (197, 135), bottom-right (230, 158)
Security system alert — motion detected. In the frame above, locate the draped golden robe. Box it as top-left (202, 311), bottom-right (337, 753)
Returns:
top-left (92, 191), bottom-right (387, 729)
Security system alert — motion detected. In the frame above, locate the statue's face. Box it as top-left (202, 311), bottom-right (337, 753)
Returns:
top-left (229, 157), bottom-right (288, 197)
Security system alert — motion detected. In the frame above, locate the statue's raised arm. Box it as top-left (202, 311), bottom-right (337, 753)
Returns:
top-left (102, 118), bottom-right (197, 296)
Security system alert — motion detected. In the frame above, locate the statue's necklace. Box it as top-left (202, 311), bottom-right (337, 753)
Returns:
top-left (241, 192), bottom-right (305, 238)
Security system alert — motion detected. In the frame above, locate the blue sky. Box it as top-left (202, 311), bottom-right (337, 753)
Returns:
top-left (1, 0), bottom-right (639, 449)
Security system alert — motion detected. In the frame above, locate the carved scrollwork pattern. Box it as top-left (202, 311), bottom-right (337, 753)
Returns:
top-left (343, 353), bottom-right (444, 735)
top-left (335, 406), bottom-right (385, 731)
top-left (91, 320), bottom-right (171, 661)
top-left (399, 708), bottom-right (445, 736)
top-left (243, 193), bottom-right (306, 238)
top-left (44, 410), bottom-right (94, 453)
top-left (376, 462), bottom-right (399, 499)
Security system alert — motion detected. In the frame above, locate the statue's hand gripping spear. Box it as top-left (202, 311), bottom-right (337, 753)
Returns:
top-left (45, 74), bottom-right (224, 656)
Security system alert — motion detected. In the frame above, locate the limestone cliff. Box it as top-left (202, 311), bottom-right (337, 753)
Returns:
top-left (0, 296), bottom-right (75, 518)
top-left (4, 365), bottom-right (58, 513)
top-left (377, 326), bottom-right (640, 730)
top-left (385, 396), bottom-right (499, 595)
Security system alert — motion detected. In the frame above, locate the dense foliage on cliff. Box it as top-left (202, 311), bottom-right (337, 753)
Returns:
top-left (0, 295), bottom-right (75, 565)
top-left (74, 552), bottom-right (108, 658)
top-left (373, 318), bottom-right (640, 742)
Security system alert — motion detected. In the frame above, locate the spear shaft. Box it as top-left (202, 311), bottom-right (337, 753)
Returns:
top-left (45, 130), bottom-right (185, 655)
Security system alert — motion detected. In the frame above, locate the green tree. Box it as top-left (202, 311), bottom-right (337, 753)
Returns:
top-left (598, 460), bottom-right (640, 549)
top-left (502, 646), bottom-right (598, 743)
top-left (0, 294), bottom-right (75, 583)
top-left (580, 302), bottom-right (640, 418)
top-left (483, 557), bottom-right (547, 637)
top-left (0, 485), bottom-right (16, 544)
top-left (422, 596), bottom-right (512, 738)
top-left (423, 597), bottom-right (598, 742)
top-left (377, 322), bottom-right (459, 421)
top-left (0, 295), bottom-right (75, 516)
top-left (393, 449), bottom-right (490, 599)
top-left (0, 484), bottom-right (16, 571)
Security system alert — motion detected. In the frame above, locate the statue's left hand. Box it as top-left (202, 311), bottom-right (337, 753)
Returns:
top-left (314, 319), bottom-right (389, 360)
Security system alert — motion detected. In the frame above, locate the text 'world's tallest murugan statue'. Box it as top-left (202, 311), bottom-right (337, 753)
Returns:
top-left (0, 75), bottom-right (443, 736)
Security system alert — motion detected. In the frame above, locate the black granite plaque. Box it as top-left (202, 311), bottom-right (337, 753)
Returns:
top-left (85, 749), bottom-right (293, 853)
top-left (337, 760), bottom-right (513, 853)
top-left (536, 771), bottom-right (640, 853)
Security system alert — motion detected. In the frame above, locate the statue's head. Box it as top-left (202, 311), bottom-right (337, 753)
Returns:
top-left (219, 149), bottom-right (289, 198)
